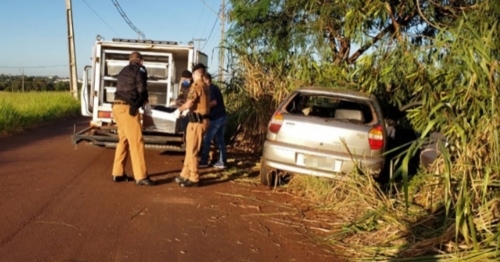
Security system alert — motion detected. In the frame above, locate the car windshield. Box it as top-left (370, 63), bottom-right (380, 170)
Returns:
top-left (285, 93), bottom-right (374, 124)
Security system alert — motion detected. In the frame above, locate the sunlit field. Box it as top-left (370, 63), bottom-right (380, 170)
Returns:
top-left (0, 92), bottom-right (80, 136)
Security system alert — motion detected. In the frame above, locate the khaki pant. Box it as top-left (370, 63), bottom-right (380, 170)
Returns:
top-left (180, 120), bottom-right (209, 182)
top-left (112, 104), bottom-right (147, 181)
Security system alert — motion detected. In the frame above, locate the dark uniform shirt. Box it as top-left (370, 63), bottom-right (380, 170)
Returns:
top-left (115, 62), bottom-right (149, 105)
top-left (187, 80), bottom-right (210, 116)
top-left (208, 83), bottom-right (226, 120)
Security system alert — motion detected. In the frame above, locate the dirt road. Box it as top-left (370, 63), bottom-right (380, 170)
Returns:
top-left (0, 117), bottom-right (341, 262)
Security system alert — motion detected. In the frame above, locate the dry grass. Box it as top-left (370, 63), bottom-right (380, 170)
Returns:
top-left (283, 170), bottom-right (499, 261)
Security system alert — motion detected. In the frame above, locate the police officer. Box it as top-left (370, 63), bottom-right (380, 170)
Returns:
top-left (173, 63), bottom-right (210, 187)
top-left (111, 51), bottom-right (157, 186)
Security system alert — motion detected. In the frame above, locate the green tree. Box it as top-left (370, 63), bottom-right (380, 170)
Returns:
top-left (54, 81), bottom-right (70, 91)
top-left (45, 82), bottom-right (55, 91)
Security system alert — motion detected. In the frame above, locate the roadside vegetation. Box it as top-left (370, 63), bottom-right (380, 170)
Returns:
top-left (0, 74), bottom-right (72, 92)
top-left (222, 0), bottom-right (499, 260)
top-left (0, 92), bottom-right (80, 136)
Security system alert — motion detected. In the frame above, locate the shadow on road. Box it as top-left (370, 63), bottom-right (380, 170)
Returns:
top-left (147, 152), bottom-right (261, 187)
top-left (199, 153), bottom-right (261, 187)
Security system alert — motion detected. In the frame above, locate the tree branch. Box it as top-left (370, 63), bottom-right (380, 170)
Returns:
top-left (386, 3), bottom-right (402, 42)
top-left (416, 0), bottom-right (443, 30)
top-left (347, 24), bottom-right (393, 64)
top-left (325, 26), bottom-right (338, 59)
top-left (347, 11), bottom-right (417, 64)
top-left (335, 37), bottom-right (350, 65)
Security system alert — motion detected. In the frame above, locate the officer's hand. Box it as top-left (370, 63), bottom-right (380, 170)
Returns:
top-left (181, 109), bottom-right (189, 117)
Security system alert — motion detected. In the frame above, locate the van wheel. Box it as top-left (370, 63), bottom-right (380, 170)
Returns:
top-left (259, 160), bottom-right (276, 186)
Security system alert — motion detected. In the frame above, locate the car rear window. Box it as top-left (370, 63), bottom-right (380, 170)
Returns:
top-left (284, 93), bottom-right (374, 124)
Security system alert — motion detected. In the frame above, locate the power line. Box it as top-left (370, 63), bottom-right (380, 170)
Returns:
top-left (81, 0), bottom-right (120, 37)
top-left (201, 16), bottom-right (219, 51)
top-left (110, 0), bottom-right (145, 39)
top-left (192, 1), bottom-right (207, 37)
top-left (198, 0), bottom-right (219, 17)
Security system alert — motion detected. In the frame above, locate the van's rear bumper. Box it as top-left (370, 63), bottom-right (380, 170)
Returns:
top-left (262, 140), bottom-right (384, 179)
top-left (71, 126), bottom-right (185, 151)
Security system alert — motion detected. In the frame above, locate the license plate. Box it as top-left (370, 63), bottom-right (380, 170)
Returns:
top-left (296, 154), bottom-right (342, 172)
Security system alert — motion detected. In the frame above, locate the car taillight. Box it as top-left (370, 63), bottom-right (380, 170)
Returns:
top-left (368, 125), bottom-right (384, 150)
top-left (268, 111), bottom-right (284, 134)
top-left (98, 110), bottom-right (112, 119)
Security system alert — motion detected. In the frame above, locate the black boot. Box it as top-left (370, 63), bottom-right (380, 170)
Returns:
top-left (112, 174), bottom-right (131, 182)
top-left (179, 180), bottom-right (199, 188)
top-left (174, 176), bottom-right (187, 184)
top-left (136, 177), bottom-right (158, 186)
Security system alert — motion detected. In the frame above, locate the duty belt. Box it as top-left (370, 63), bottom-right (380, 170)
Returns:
top-left (187, 112), bottom-right (209, 123)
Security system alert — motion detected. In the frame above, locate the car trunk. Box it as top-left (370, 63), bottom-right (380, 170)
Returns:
top-left (274, 114), bottom-right (375, 156)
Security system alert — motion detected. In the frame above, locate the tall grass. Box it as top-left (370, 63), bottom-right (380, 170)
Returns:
top-left (286, 169), bottom-right (499, 260)
top-left (0, 92), bottom-right (79, 136)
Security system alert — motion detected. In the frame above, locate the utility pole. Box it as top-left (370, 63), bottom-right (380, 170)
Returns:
top-left (66, 0), bottom-right (78, 99)
top-left (198, 0), bottom-right (226, 82)
top-left (19, 68), bottom-right (24, 92)
top-left (192, 38), bottom-right (206, 51)
top-left (219, 0), bottom-right (226, 83)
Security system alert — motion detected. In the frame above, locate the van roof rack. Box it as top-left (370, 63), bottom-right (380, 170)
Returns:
top-left (112, 38), bottom-right (178, 45)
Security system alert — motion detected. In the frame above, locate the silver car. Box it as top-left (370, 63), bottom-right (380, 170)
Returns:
top-left (260, 87), bottom-right (388, 185)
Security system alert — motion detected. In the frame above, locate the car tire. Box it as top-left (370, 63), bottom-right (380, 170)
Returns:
top-left (259, 160), bottom-right (276, 187)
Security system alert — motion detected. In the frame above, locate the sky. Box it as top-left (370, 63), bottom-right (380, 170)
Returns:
top-left (0, 0), bottom-right (226, 78)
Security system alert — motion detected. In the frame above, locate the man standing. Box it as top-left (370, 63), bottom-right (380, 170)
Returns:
top-left (111, 51), bottom-right (157, 186)
top-left (172, 70), bottom-right (193, 106)
top-left (175, 70), bottom-right (193, 134)
top-left (173, 63), bottom-right (210, 187)
top-left (199, 72), bottom-right (227, 169)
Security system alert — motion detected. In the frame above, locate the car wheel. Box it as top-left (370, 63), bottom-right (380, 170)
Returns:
top-left (259, 160), bottom-right (276, 187)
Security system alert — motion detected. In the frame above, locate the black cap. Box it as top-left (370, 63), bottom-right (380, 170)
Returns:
top-left (204, 72), bottom-right (212, 81)
top-left (192, 63), bottom-right (207, 73)
top-left (181, 70), bottom-right (192, 78)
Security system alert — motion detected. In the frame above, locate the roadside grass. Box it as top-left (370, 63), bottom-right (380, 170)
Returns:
top-left (282, 169), bottom-right (499, 261)
top-left (0, 92), bottom-right (80, 136)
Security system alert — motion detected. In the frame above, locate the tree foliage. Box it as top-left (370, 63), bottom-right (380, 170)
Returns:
top-left (0, 74), bottom-right (71, 92)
